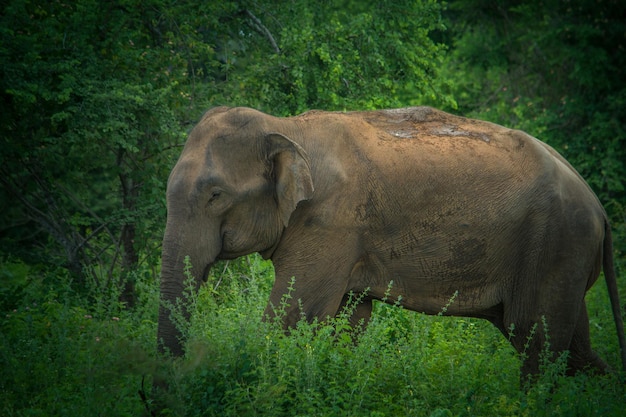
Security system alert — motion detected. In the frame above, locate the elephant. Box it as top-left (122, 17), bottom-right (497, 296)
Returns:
top-left (157, 105), bottom-right (626, 380)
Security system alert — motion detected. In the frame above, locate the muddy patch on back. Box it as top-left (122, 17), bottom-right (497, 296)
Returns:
top-left (430, 125), bottom-right (491, 143)
top-left (364, 107), bottom-right (495, 144)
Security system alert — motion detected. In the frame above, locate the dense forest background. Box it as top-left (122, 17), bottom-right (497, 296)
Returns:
top-left (1, 0), bottom-right (625, 416)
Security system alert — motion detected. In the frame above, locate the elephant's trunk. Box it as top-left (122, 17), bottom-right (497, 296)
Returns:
top-left (157, 279), bottom-right (186, 356)
top-left (157, 226), bottom-right (217, 356)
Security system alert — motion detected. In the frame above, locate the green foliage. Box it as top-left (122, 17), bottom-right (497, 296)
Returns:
top-left (2, 254), bottom-right (626, 416)
top-left (149, 266), bottom-right (626, 416)
top-left (0, 0), bottom-right (206, 296)
top-left (0, 260), bottom-right (159, 416)
top-left (198, 0), bottom-right (452, 114)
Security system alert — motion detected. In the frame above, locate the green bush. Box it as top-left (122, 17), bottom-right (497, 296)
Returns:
top-left (1, 256), bottom-right (625, 416)
top-left (151, 258), bottom-right (624, 417)
top-left (0, 260), bottom-right (157, 416)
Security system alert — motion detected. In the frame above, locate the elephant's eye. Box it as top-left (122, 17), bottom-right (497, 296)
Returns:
top-left (208, 190), bottom-right (221, 204)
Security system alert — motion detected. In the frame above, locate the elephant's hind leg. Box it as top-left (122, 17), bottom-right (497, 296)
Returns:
top-left (506, 320), bottom-right (550, 380)
top-left (566, 303), bottom-right (610, 375)
top-left (503, 303), bottom-right (581, 381)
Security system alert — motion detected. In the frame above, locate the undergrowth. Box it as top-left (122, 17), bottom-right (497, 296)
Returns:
top-left (1, 256), bottom-right (625, 416)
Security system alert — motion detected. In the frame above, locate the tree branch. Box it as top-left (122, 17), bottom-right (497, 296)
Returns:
top-left (0, 167), bottom-right (85, 275)
top-left (245, 9), bottom-right (280, 54)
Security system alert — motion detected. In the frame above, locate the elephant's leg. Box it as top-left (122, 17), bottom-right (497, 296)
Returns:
top-left (337, 294), bottom-right (373, 329)
top-left (566, 303), bottom-right (610, 375)
top-left (264, 266), bottom-right (354, 330)
top-left (509, 308), bottom-right (600, 384)
top-left (506, 256), bottom-right (598, 381)
top-left (505, 321), bottom-right (545, 379)
top-left (504, 304), bottom-right (581, 381)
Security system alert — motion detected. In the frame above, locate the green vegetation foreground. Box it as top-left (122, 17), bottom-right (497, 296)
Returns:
top-left (1, 258), bottom-right (626, 416)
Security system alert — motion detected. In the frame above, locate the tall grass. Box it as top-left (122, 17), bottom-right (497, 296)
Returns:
top-left (1, 256), bottom-right (624, 416)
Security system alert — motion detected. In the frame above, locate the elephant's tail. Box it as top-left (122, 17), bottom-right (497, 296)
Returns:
top-left (603, 220), bottom-right (626, 373)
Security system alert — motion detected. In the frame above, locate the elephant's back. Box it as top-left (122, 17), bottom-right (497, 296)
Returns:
top-left (358, 107), bottom-right (605, 234)
top-left (359, 106), bottom-right (533, 153)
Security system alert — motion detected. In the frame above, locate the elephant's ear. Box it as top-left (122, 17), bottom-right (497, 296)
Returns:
top-left (265, 133), bottom-right (314, 227)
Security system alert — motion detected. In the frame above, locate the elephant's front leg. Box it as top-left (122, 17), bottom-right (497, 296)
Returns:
top-left (264, 255), bottom-right (358, 329)
top-left (338, 293), bottom-right (373, 330)
top-left (263, 272), bottom-right (347, 329)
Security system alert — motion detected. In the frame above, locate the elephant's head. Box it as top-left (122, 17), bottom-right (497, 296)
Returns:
top-left (157, 107), bottom-right (314, 355)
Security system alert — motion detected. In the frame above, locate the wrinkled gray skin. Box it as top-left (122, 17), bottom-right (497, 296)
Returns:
top-left (158, 106), bottom-right (626, 380)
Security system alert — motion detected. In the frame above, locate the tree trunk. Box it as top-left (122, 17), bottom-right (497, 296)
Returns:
top-left (118, 155), bottom-right (140, 307)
